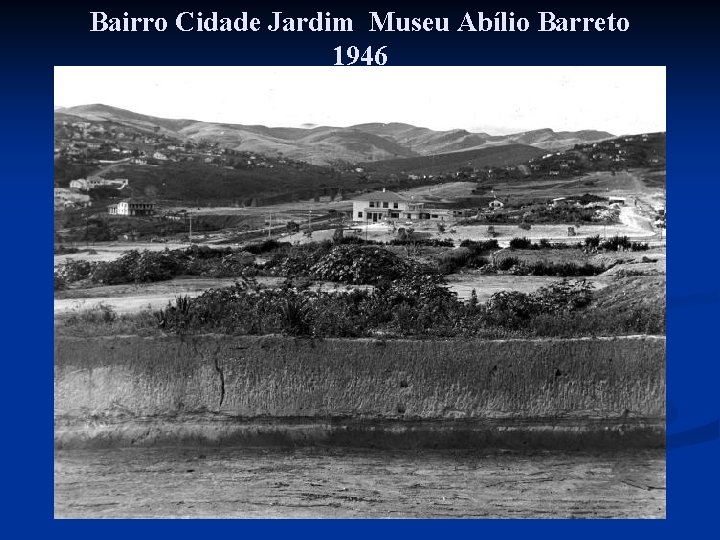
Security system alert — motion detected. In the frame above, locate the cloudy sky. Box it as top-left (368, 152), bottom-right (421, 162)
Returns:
top-left (55, 66), bottom-right (665, 135)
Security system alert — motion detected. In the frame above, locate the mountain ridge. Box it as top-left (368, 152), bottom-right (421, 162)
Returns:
top-left (57, 103), bottom-right (615, 165)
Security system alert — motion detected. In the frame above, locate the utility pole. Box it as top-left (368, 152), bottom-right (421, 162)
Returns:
top-left (268, 213), bottom-right (272, 237)
top-left (188, 212), bottom-right (192, 244)
top-left (308, 209), bottom-right (312, 233)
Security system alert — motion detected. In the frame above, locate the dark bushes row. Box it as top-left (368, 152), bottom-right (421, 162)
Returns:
top-left (585, 235), bottom-right (649, 251)
top-left (508, 236), bottom-right (649, 251)
top-left (152, 277), bottom-right (602, 338)
top-left (55, 246), bottom-right (253, 289)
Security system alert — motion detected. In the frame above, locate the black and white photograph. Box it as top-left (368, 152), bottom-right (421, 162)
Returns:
top-left (54, 66), bottom-right (666, 518)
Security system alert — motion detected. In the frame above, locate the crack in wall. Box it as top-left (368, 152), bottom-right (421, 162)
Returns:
top-left (214, 356), bottom-right (225, 409)
top-left (192, 339), bottom-right (226, 410)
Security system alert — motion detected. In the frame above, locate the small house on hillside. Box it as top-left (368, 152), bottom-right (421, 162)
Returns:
top-left (69, 179), bottom-right (88, 191)
top-left (489, 198), bottom-right (505, 210)
top-left (608, 197), bottom-right (626, 206)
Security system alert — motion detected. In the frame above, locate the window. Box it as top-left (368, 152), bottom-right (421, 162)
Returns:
top-left (383, 202), bottom-right (389, 208)
top-left (357, 212), bottom-right (363, 218)
top-left (369, 202), bottom-right (375, 208)
top-left (393, 203), bottom-right (399, 209)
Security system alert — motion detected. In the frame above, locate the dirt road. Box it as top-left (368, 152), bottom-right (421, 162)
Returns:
top-left (55, 447), bottom-right (665, 518)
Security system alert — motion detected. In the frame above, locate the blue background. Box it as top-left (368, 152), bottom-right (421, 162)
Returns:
top-left (1, 0), bottom-right (717, 535)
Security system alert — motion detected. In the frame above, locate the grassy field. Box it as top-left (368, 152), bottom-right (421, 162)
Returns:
top-left (360, 144), bottom-right (546, 175)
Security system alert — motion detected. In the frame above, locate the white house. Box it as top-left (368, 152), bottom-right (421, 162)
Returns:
top-left (153, 152), bottom-right (168, 161)
top-left (352, 189), bottom-right (465, 222)
top-left (489, 198), bottom-right (504, 210)
top-left (69, 179), bottom-right (89, 190)
top-left (108, 199), bottom-right (156, 216)
top-left (352, 189), bottom-right (411, 222)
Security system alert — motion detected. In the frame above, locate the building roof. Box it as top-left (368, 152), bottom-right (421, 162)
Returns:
top-left (121, 198), bottom-right (156, 205)
top-left (353, 189), bottom-right (409, 203)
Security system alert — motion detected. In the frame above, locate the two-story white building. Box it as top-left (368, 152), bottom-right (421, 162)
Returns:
top-left (352, 189), bottom-right (410, 222)
top-left (108, 199), bottom-right (156, 216)
top-left (352, 189), bottom-right (470, 222)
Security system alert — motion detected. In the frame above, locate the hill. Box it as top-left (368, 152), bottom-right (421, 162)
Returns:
top-left (359, 144), bottom-right (547, 175)
top-left (59, 104), bottom-right (614, 165)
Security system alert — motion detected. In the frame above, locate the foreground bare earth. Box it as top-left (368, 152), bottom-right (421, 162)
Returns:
top-left (55, 447), bottom-right (665, 518)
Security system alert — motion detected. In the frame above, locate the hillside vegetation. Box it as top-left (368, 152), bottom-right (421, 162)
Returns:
top-left (360, 144), bottom-right (546, 175)
top-left (58, 104), bottom-right (613, 165)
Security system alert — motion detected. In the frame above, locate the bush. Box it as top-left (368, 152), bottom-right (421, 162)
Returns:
top-left (111, 273), bottom-right (661, 340)
top-left (459, 239), bottom-right (499, 252)
top-left (524, 261), bottom-right (606, 277)
top-left (55, 259), bottom-right (94, 286)
top-left (389, 238), bottom-right (454, 247)
top-left (310, 245), bottom-right (426, 285)
top-left (509, 237), bottom-right (533, 249)
top-left (496, 256), bottom-right (520, 271)
top-left (483, 280), bottom-right (593, 329)
top-left (585, 234), bottom-right (601, 248)
top-left (336, 236), bottom-right (382, 246)
top-left (438, 247), bottom-right (489, 275)
top-left (598, 235), bottom-right (649, 252)
top-left (55, 246), bottom-right (258, 287)
top-left (243, 239), bottom-right (286, 255)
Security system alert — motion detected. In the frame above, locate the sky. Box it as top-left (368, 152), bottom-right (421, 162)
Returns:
top-left (54, 66), bottom-right (665, 135)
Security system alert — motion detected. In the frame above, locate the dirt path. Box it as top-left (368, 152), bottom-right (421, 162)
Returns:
top-left (55, 447), bottom-right (665, 518)
top-left (618, 205), bottom-right (655, 234)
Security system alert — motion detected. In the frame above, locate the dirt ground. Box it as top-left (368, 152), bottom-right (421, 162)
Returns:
top-left (284, 206), bottom-right (660, 247)
top-left (54, 447), bottom-right (665, 518)
top-left (53, 277), bottom-right (374, 315)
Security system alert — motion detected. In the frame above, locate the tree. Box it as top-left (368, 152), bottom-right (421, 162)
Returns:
top-left (144, 184), bottom-right (159, 200)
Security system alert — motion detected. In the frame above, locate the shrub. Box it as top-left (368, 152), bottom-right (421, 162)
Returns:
top-left (437, 247), bottom-right (489, 274)
top-left (310, 245), bottom-right (427, 285)
top-left (459, 239), bottom-right (499, 252)
top-left (280, 296), bottom-right (313, 336)
top-left (509, 237), bottom-right (532, 249)
top-left (585, 235), bottom-right (601, 248)
top-left (483, 280), bottom-right (593, 329)
top-left (389, 238), bottom-right (454, 247)
top-left (598, 235), bottom-right (647, 252)
top-left (243, 239), bottom-right (285, 255)
top-left (525, 261), bottom-right (606, 277)
top-left (496, 256), bottom-right (520, 271)
top-left (55, 259), bottom-right (94, 285)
